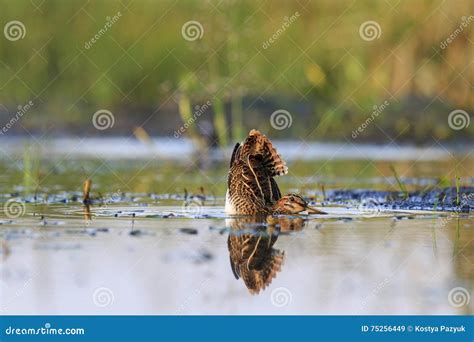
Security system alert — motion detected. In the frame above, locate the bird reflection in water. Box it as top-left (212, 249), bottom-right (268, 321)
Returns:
top-left (226, 215), bottom-right (306, 294)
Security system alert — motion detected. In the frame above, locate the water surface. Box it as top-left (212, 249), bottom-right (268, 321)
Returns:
top-left (0, 140), bottom-right (472, 315)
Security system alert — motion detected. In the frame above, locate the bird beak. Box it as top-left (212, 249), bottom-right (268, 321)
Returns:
top-left (305, 205), bottom-right (327, 214)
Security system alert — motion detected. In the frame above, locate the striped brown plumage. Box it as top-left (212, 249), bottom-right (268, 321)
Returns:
top-left (226, 130), bottom-right (286, 215)
top-left (225, 129), bottom-right (327, 215)
top-left (227, 217), bottom-right (284, 294)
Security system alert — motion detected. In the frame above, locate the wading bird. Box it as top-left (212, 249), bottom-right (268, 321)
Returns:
top-left (225, 129), bottom-right (326, 215)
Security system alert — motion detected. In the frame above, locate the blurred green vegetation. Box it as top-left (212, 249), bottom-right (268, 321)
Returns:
top-left (0, 0), bottom-right (472, 144)
top-left (2, 156), bottom-right (473, 196)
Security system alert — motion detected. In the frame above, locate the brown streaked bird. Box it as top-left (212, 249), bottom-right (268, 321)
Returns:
top-left (227, 216), bottom-right (285, 294)
top-left (225, 129), bottom-right (326, 215)
top-left (272, 193), bottom-right (326, 215)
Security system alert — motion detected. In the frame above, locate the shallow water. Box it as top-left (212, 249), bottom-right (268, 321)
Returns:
top-left (0, 140), bottom-right (473, 315)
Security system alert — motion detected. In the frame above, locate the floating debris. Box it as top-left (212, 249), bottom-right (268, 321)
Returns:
top-left (0, 220), bottom-right (14, 225)
top-left (209, 226), bottom-right (228, 234)
top-left (191, 249), bottom-right (213, 264)
top-left (63, 228), bottom-right (107, 237)
top-left (163, 248), bottom-right (213, 264)
top-left (179, 228), bottom-right (198, 235)
top-left (314, 223), bottom-right (323, 230)
top-left (86, 228), bottom-right (96, 237)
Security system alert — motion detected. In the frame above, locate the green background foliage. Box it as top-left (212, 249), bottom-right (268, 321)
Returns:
top-left (0, 0), bottom-right (472, 144)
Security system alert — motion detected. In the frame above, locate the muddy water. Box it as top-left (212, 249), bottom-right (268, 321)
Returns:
top-left (0, 141), bottom-right (472, 314)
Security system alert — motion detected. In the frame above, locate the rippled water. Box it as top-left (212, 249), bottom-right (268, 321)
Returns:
top-left (0, 140), bottom-right (472, 314)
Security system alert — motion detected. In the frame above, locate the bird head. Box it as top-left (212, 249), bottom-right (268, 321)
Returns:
top-left (273, 194), bottom-right (326, 215)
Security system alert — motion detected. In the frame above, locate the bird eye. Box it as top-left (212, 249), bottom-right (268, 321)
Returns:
top-left (289, 196), bottom-right (294, 202)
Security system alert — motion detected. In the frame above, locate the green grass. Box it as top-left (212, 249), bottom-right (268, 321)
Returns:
top-left (455, 171), bottom-right (461, 207)
top-left (389, 165), bottom-right (409, 200)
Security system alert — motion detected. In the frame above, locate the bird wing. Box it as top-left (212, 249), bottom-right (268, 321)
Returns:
top-left (229, 142), bottom-right (241, 167)
top-left (228, 234), bottom-right (240, 279)
top-left (238, 130), bottom-right (288, 177)
top-left (270, 177), bottom-right (281, 201)
top-left (241, 249), bottom-right (285, 295)
top-left (227, 130), bottom-right (285, 214)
